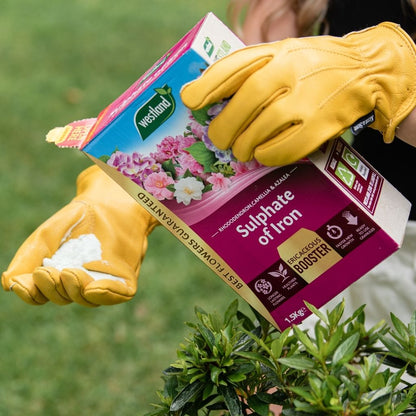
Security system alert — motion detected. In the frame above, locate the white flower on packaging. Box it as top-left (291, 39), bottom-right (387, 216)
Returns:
top-left (174, 177), bottom-right (204, 205)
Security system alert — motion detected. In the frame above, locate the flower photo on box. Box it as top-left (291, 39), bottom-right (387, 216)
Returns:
top-left (103, 101), bottom-right (263, 206)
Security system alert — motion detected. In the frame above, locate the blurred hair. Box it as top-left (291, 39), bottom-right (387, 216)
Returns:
top-left (227, 0), bottom-right (416, 41)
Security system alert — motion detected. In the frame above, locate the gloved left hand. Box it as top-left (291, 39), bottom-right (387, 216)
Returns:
top-left (181, 22), bottom-right (416, 166)
top-left (2, 165), bottom-right (159, 306)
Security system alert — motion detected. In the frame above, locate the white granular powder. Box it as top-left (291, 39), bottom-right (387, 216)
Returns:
top-left (43, 234), bottom-right (125, 283)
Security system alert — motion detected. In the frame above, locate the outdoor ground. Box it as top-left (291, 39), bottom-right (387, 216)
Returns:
top-left (0, 1), bottom-right (248, 414)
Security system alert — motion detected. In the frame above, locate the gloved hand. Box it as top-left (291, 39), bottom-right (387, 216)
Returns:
top-left (181, 22), bottom-right (416, 166)
top-left (2, 165), bottom-right (158, 306)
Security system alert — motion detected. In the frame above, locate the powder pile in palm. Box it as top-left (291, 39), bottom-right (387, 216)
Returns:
top-left (43, 234), bottom-right (102, 270)
top-left (42, 234), bottom-right (125, 283)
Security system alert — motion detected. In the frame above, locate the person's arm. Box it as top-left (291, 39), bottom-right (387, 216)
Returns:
top-left (397, 107), bottom-right (416, 147)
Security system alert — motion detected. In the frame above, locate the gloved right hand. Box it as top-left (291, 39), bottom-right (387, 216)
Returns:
top-left (2, 165), bottom-right (159, 307)
top-left (181, 22), bottom-right (416, 166)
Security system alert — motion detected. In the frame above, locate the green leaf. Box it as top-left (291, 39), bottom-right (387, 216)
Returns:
top-left (278, 356), bottom-right (316, 371)
top-left (289, 386), bottom-right (316, 403)
top-left (162, 365), bottom-right (183, 375)
top-left (292, 326), bottom-right (320, 359)
top-left (236, 310), bottom-right (256, 331)
top-left (304, 300), bottom-right (328, 325)
top-left (386, 366), bottom-right (406, 389)
top-left (224, 300), bottom-right (238, 325)
top-left (202, 384), bottom-right (214, 401)
top-left (197, 324), bottom-right (215, 350)
top-left (154, 87), bottom-right (169, 95)
top-left (369, 373), bottom-right (386, 390)
top-left (210, 366), bottom-right (224, 385)
top-left (390, 312), bottom-right (409, 341)
top-left (410, 310), bottom-right (416, 337)
top-left (380, 334), bottom-right (416, 362)
top-left (332, 332), bottom-right (360, 366)
top-left (327, 300), bottom-right (345, 327)
top-left (170, 380), bottom-right (205, 411)
top-left (340, 374), bottom-right (359, 400)
top-left (392, 384), bottom-right (416, 415)
top-left (308, 375), bottom-right (322, 396)
top-left (185, 142), bottom-right (217, 172)
top-left (248, 304), bottom-right (272, 335)
top-left (313, 323), bottom-right (326, 353)
top-left (235, 351), bottom-right (275, 370)
top-left (362, 387), bottom-right (392, 408)
top-left (246, 394), bottom-right (270, 416)
top-left (227, 372), bottom-right (247, 383)
top-left (347, 304), bottom-right (366, 325)
top-left (323, 375), bottom-right (341, 396)
top-left (324, 326), bottom-right (344, 357)
top-left (166, 184), bottom-right (175, 192)
top-left (182, 168), bottom-right (195, 178)
top-left (270, 328), bottom-right (291, 359)
top-left (218, 384), bottom-right (243, 416)
top-left (199, 183), bottom-right (211, 194)
top-left (191, 104), bottom-right (213, 126)
top-left (161, 159), bottom-right (177, 179)
top-left (99, 155), bottom-right (110, 163)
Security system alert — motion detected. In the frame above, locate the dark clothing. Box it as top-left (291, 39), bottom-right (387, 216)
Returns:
top-left (326, 0), bottom-right (416, 219)
top-left (326, 0), bottom-right (416, 37)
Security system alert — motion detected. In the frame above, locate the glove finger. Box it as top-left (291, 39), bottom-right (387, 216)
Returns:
top-left (6, 274), bottom-right (48, 305)
top-left (60, 269), bottom-right (99, 307)
top-left (83, 279), bottom-right (135, 305)
top-left (246, 96), bottom-right (359, 166)
top-left (229, 96), bottom-right (303, 164)
top-left (180, 44), bottom-right (273, 110)
top-left (253, 118), bottom-right (343, 167)
top-left (33, 267), bottom-right (72, 305)
top-left (207, 68), bottom-right (290, 151)
top-left (82, 260), bottom-right (136, 305)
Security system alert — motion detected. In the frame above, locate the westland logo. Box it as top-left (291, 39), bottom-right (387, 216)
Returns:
top-left (135, 84), bottom-right (175, 140)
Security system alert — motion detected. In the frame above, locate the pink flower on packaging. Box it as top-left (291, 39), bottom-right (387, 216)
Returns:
top-left (108, 151), bottom-right (161, 186)
top-left (230, 159), bottom-right (262, 176)
top-left (152, 135), bottom-right (182, 162)
top-left (188, 119), bottom-right (207, 140)
top-left (178, 135), bottom-right (197, 152)
top-left (207, 172), bottom-right (232, 192)
top-left (143, 172), bottom-right (175, 200)
top-left (176, 153), bottom-right (204, 177)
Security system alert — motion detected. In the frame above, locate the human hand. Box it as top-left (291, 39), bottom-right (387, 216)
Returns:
top-left (181, 22), bottom-right (416, 166)
top-left (2, 165), bottom-right (158, 306)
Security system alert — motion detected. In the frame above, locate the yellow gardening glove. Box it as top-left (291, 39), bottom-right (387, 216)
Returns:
top-left (2, 165), bottom-right (158, 307)
top-left (181, 22), bottom-right (416, 166)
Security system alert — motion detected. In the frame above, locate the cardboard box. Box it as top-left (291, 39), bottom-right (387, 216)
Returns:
top-left (47, 13), bottom-right (411, 330)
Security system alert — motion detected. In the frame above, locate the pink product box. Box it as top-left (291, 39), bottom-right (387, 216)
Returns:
top-left (47, 13), bottom-right (411, 330)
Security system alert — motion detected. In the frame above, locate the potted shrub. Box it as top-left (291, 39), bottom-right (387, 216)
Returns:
top-left (146, 299), bottom-right (416, 415)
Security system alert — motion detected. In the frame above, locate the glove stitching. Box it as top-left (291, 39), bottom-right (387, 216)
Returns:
top-left (40, 268), bottom-right (71, 303)
top-left (298, 64), bottom-right (360, 82)
top-left (289, 46), bottom-right (363, 63)
top-left (12, 281), bottom-right (44, 305)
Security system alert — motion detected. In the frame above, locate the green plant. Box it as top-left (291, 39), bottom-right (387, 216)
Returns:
top-left (147, 299), bottom-right (416, 415)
